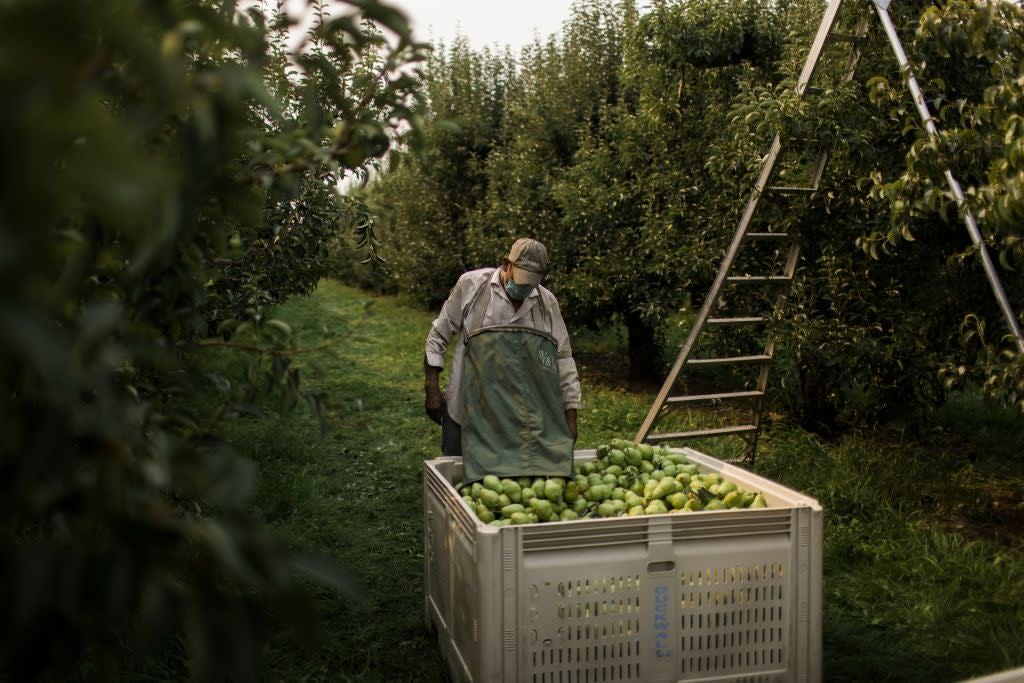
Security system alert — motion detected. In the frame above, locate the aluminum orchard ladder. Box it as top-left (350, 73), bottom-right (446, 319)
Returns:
top-left (635, 0), bottom-right (1024, 461)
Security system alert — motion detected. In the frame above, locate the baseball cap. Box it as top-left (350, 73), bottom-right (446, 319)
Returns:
top-left (507, 238), bottom-right (548, 286)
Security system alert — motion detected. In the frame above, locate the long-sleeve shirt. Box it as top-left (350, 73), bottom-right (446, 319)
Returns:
top-left (425, 267), bottom-right (582, 425)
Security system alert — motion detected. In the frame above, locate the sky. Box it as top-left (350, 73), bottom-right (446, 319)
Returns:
top-left (281, 0), bottom-right (580, 53)
top-left (383, 0), bottom-right (577, 52)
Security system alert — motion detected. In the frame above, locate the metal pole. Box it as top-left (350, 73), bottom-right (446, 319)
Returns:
top-left (873, 1), bottom-right (1024, 353)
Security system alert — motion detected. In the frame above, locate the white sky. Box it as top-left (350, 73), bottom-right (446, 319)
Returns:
top-left (387, 0), bottom-right (577, 50)
top-left (390, 0), bottom-right (577, 51)
top-left (280, 0), bottom-right (579, 53)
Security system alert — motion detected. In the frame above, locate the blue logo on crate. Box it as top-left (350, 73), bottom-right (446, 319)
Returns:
top-left (653, 585), bottom-right (672, 657)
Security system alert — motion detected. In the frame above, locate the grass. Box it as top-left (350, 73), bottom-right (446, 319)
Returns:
top-left (159, 280), bottom-right (1023, 682)
top-left (216, 284), bottom-right (451, 683)
top-left (755, 425), bottom-right (1024, 681)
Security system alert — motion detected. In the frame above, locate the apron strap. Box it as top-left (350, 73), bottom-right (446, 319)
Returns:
top-left (531, 288), bottom-right (548, 335)
top-left (465, 269), bottom-right (495, 339)
top-left (529, 291), bottom-right (571, 359)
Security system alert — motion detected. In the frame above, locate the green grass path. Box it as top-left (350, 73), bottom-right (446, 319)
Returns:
top-left (214, 281), bottom-right (452, 682)
top-left (201, 281), bottom-right (1023, 683)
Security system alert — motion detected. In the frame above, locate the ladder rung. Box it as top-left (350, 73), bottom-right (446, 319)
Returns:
top-left (767, 185), bottom-right (816, 195)
top-left (726, 275), bottom-right (792, 284)
top-left (706, 316), bottom-right (767, 326)
top-left (746, 232), bottom-right (790, 239)
top-left (647, 425), bottom-right (758, 442)
top-left (829, 31), bottom-right (866, 44)
top-left (666, 391), bottom-right (764, 405)
top-left (686, 354), bottom-right (771, 367)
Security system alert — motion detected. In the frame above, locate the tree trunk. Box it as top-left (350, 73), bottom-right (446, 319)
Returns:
top-left (797, 364), bottom-right (838, 435)
top-left (625, 312), bottom-right (660, 383)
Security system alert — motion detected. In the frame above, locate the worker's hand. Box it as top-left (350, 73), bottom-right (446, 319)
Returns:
top-left (424, 359), bottom-right (445, 425)
top-left (564, 409), bottom-right (578, 442)
top-left (425, 386), bottom-right (445, 425)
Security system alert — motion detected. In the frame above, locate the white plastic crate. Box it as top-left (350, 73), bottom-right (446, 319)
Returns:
top-left (423, 447), bottom-right (822, 683)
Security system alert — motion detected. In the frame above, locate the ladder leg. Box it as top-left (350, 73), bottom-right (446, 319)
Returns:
top-left (873, 2), bottom-right (1024, 353)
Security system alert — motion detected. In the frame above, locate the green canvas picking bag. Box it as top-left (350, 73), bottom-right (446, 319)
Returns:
top-left (460, 324), bottom-right (574, 482)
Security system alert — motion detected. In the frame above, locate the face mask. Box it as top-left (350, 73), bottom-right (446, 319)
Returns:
top-left (505, 279), bottom-right (534, 301)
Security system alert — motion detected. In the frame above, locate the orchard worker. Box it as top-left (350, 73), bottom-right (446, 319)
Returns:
top-left (423, 237), bottom-right (582, 482)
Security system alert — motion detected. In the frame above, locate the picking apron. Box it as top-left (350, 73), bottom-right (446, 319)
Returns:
top-left (460, 278), bottom-right (575, 483)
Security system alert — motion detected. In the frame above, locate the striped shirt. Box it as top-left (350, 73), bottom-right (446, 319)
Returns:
top-left (425, 267), bottom-right (582, 425)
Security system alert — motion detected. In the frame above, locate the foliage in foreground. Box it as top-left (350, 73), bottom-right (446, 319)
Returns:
top-left (0, 1), bottom-right (423, 679)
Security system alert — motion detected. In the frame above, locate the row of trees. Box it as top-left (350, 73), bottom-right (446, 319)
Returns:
top-left (356, 0), bottom-right (1024, 427)
top-left (1, 0), bottom-right (423, 679)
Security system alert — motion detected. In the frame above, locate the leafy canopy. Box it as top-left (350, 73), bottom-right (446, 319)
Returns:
top-left (0, 0), bottom-right (424, 679)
